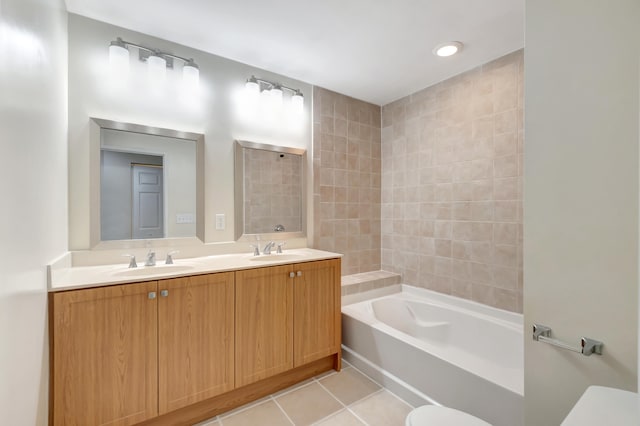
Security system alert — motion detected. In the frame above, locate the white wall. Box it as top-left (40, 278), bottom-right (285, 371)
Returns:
top-left (0, 0), bottom-right (68, 423)
top-left (524, 1), bottom-right (640, 424)
top-left (67, 14), bottom-right (312, 251)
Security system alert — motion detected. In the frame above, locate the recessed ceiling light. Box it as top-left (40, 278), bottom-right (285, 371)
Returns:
top-left (433, 41), bottom-right (463, 57)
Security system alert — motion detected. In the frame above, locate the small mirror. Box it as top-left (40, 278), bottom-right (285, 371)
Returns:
top-left (235, 140), bottom-right (306, 241)
top-left (90, 118), bottom-right (204, 247)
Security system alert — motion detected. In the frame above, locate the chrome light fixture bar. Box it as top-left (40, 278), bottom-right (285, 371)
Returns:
top-left (245, 75), bottom-right (304, 111)
top-left (109, 37), bottom-right (199, 85)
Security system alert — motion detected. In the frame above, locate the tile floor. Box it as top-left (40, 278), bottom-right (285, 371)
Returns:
top-left (195, 361), bottom-right (414, 426)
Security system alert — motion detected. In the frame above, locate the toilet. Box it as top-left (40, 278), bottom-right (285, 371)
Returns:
top-left (406, 405), bottom-right (491, 426)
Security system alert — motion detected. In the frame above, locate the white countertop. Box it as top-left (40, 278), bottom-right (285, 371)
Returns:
top-left (49, 248), bottom-right (342, 292)
top-left (561, 386), bottom-right (640, 426)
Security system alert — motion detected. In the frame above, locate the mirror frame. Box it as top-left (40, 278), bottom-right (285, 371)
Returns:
top-left (89, 118), bottom-right (205, 249)
top-left (234, 140), bottom-right (307, 242)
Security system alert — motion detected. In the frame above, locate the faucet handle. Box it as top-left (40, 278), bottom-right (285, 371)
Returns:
top-left (249, 244), bottom-right (260, 256)
top-left (122, 254), bottom-right (137, 268)
top-left (165, 250), bottom-right (179, 264)
top-left (276, 242), bottom-right (286, 254)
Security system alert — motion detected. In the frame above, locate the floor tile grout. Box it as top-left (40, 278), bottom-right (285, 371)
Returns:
top-left (271, 378), bottom-right (316, 399)
top-left (344, 359), bottom-right (416, 409)
top-left (205, 358), bottom-right (413, 426)
top-left (314, 376), bottom-right (370, 425)
top-left (270, 395), bottom-right (296, 426)
top-left (217, 395), bottom-right (271, 420)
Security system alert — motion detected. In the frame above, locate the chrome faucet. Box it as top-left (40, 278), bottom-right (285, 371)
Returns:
top-left (123, 254), bottom-right (137, 268)
top-left (165, 251), bottom-right (179, 264)
top-left (145, 250), bottom-right (156, 266)
top-left (263, 241), bottom-right (275, 255)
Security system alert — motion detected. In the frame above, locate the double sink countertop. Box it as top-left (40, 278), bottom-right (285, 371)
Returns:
top-left (49, 248), bottom-right (342, 292)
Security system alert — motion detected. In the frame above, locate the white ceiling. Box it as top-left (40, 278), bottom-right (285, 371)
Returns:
top-left (64, 0), bottom-right (524, 106)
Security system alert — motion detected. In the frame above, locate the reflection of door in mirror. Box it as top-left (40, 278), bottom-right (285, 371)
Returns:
top-left (97, 125), bottom-right (200, 244)
top-left (101, 150), bottom-right (164, 241)
top-left (132, 164), bottom-right (164, 239)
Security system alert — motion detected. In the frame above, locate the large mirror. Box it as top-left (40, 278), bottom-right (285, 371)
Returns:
top-left (90, 118), bottom-right (204, 247)
top-left (235, 140), bottom-right (306, 241)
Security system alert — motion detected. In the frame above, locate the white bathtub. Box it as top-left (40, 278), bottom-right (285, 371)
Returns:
top-left (342, 285), bottom-right (523, 426)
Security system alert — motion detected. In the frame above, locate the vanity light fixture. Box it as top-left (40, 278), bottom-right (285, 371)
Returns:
top-left (108, 37), bottom-right (200, 86)
top-left (245, 75), bottom-right (304, 110)
top-left (433, 41), bottom-right (463, 57)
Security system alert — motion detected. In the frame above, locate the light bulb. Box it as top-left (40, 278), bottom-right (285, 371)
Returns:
top-left (291, 90), bottom-right (304, 113)
top-left (433, 41), bottom-right (463, 57)
top-left (183, 60), bottom-right (199, 87)
top-left (245, 76), bottom-right (260, 95)
top-left (271, 84), bottom-right (283, 105)
top-left (109, 39), bottom-right (129, 74)
top-left (147, 53), bottom-right (166, 84)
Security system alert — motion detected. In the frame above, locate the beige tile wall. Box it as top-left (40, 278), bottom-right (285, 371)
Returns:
top-left (380, 50), bottom-right (524, 312)
top-left (243, 148), bottom-right (302, 234)
top-left (312, 87), bottom-right (382, 275)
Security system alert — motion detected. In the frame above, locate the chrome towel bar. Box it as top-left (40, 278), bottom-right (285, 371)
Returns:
top-left (533, 324), bottom-right (603, 356)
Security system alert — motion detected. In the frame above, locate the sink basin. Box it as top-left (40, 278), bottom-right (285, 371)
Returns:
top-left (112, 264), bottom-right (195, 278)
top-left (249, 254), bottom-right (304, 262)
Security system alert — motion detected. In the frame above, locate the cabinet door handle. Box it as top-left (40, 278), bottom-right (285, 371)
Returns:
top-left (296, 271), bottom-right (302, 277)
top-left (160, 289), bottom-right (169, 297)
top-left (148, 291), bottom-right (156, 299)
top-left (289, 272), bottom-right (295, 278)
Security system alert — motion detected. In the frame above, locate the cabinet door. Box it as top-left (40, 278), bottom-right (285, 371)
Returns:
top-left (158, 272), bottom-right (235, 413)
top-left (235, 265), bottom-right (293, 387)
top-left (51, 282), bottom-right (158, 426)
top-left (293, 259), bottom-right (341, 367)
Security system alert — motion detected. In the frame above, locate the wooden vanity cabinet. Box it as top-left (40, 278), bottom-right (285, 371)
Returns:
top-left (158, 272), bottom-right (235, 413)
top-left (50, 272), bottom-right (235, 426)
top-left (50, 281), bottom-right (159, 426)
top-left (235, 258), bottom-right (341, 387)
top-left (235, 264), bottom-right (294, 387)
top-left (293, 259), bottom-right (341, 367)
top-left (50, 257), bottom-right (340, 425)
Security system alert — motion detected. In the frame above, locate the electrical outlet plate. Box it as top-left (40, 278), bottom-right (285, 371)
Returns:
top-left (176, 213), bottom-right (195, 224)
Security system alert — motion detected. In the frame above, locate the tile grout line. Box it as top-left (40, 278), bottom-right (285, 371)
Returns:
top-left (214, 359), bottom-right (413, 425)
top-left (313, 377), bottom-right (371, 426)
top-left (344, 357), bottom-right (416, 409)
top-left (216, 396), bottom-right (272, 420)
top-left (270, 378), bottom-right (317, 399)
top-left (343, 388), bottom-right (390, 426)
top-left (270, 395), bottom-right (296, 426)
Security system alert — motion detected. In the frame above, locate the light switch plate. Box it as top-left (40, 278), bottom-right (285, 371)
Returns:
top-left (215, 214), bottom-right (225, 230)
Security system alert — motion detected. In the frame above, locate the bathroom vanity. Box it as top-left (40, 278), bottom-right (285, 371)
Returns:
top-left (48, 250), bottom-right (341, 426)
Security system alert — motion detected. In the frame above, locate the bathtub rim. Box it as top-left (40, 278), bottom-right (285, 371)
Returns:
top-left (342, 284), bottom-right (524, 396)
top-left (344, 284), bottom-right (523, 325)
